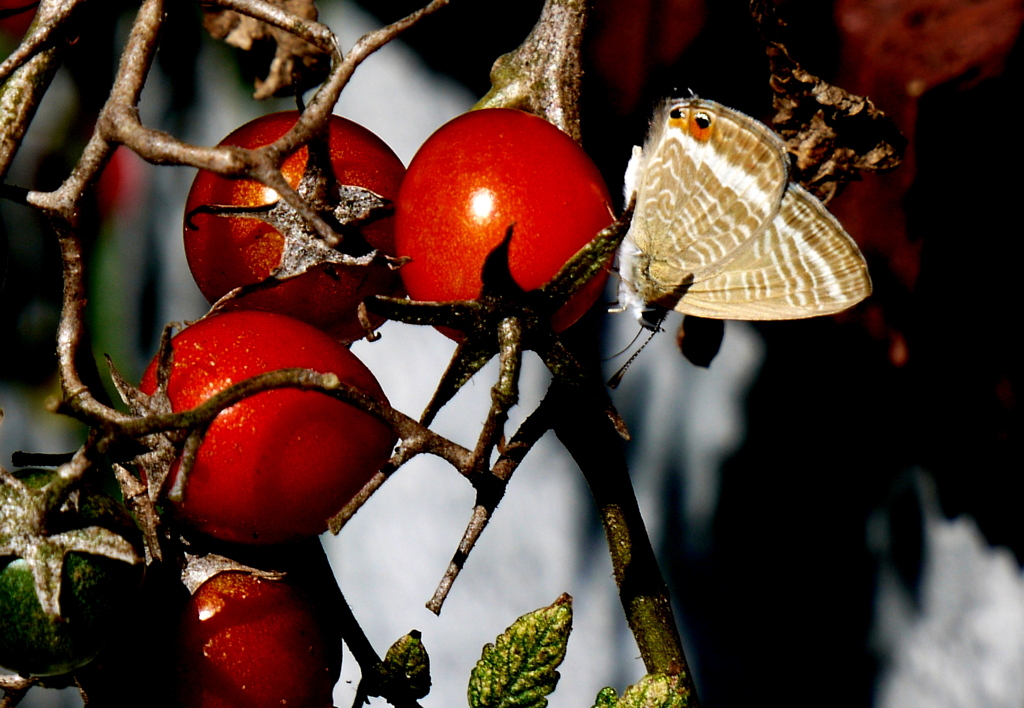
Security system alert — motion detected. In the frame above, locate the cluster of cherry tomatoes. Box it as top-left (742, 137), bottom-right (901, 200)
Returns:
top-left (2, 106), bottom-right (613, 705)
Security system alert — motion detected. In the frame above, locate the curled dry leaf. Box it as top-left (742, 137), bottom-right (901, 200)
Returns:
top-left (751, 0), bottom-right (907, 203)
top-left (181, 552), bottom-right (285, 595)
top-left (202, 0), bottom-right (329, 98)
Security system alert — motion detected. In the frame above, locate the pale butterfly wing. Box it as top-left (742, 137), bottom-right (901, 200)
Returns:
top-left (617, 97), bottom-right (871, 324)
top-left (677, 184), bottom-right (872, 319)
top-left (627, 98), bottom-right (790, 286)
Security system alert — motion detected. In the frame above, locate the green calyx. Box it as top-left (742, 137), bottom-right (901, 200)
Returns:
top-left (0, 468), bottom-right (143, 676)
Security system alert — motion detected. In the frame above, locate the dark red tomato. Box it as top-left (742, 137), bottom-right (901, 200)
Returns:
top-left (184, 112), bottom-right (405, 342)
top-left (174, 571), bottom-right (340, 708)
top-left (394, 108), bottom-right (614, 339)
top-left (0, 1), bottom-right (36, 39)
top-left (139, 310), bottom-right (396, 545)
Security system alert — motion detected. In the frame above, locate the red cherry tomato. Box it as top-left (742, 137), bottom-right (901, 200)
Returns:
top-left (394, 108), bottom-right (614, 339)
top-left (139, 310), bottom-right (396, 545)
top-left (184, 112), bottom-right (405, 342)
top-left (0, 1), bottom-right (36, 40)
top-left (174, 571), bottom-right (340, 708)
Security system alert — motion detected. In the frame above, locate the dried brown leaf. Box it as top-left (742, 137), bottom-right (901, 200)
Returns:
top-left (202, 0), bottom-right (329, 98)
top-left (181, 552), bottom-right (285, 594)
top-left (751, 0), bottom-right (907, 202)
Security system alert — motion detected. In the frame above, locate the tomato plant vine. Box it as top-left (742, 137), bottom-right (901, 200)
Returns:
top-left (0, 0), bottom-right (900, 705)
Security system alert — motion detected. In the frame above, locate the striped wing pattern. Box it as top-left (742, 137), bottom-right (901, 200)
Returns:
top-left (619, 97), bottom-right (871, 322)
top-left (630, 100), bottom-right (789, 281)
top-left (679, 184), bottom-right (872, 319)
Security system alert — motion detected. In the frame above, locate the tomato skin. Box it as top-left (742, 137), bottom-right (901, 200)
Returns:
top-left (394, 109), bottom-right (614, 338)
top-left (139, 310), bottom-right (396, 545)
top-left (184, 112), bottom-right (406, 342)
top-left (0, 470), bottom-right (143, 677)
top-left (0, 1), bottom-right (36, 40)
top-left (174, 571), bottom-right (340, 708)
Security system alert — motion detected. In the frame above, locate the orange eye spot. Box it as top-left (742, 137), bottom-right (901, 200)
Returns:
top-left (689, 111), bottom-right (713, 142)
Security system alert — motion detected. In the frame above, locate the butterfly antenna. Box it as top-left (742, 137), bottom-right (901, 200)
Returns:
top-left (604, 326), bottom-right (645, 361)
top-left (607, 325), bottom-right (661, 389)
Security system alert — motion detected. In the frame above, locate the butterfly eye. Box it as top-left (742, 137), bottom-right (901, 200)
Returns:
top-left (667, 106), bottom-right (687, 131)
top-left (689, 111), bottom-right (713, 141)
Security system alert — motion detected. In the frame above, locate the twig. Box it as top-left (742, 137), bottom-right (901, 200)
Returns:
top-left (52, 220), bottom-right (133, 423)
top-left (468, 317), bottom-right (523, 474)
top-left (284, 0), bottom-right (450, 158)
top-left (0, 675), bottom-right (36, 707)
top-left (425, 393), bottom-right (554, 615)
top-left (28, 0), bottom-right (165, 221)
top-left (0, 0), bottom-right (69, 181)
top-left (203, 0), bottom-right (336, 51)
top-left (328, 444), bottom-right (414, 533)
top-left (0, 0), bottom-right (84, 85)
top-left (24, 0), bottom-right (450, 250)
top-left (106, 369), bottom-right (471, 472)
top-left (423, 319), bottom-right (526, 612)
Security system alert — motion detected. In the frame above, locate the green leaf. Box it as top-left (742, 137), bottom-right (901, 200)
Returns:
top-left (593, 686), bottom-right (620, 708)
top-left (591, 674), bottom-right (692, 708)
top-left (467, 593), bottom-right (573, 708)
top-left (383, 630), bottom-right (432, 699)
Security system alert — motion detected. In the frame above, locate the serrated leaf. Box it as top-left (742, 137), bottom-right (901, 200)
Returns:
top-left (593, 674), bottom-right (692, 708)
top-left (468, 594), bottom-right (572, 708)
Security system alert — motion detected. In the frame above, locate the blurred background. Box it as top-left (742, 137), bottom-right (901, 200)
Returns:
top-left (1, 0), bottom-right (1022, 706)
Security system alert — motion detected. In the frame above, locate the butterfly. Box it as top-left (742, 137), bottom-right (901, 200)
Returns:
top-left (615, 97), bottom-right (871, 328)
